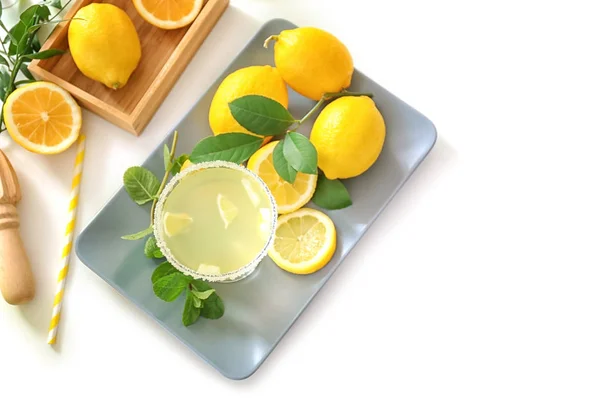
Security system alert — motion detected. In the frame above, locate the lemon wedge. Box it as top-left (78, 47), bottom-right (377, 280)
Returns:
top-left (217, 193), bottom-right (238, 229)
top-left (197, 263), bottom-right (221, 275)
top-left (247, 141), bottom-right (317, 214)
top-left (163, 212), bottom-right (192, 237)
top-left (268, 208), bottom-right (336, 274)
top-left (242, 178), bottom-right (261, 207)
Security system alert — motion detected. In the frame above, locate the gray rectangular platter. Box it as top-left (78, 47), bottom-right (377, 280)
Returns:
top-left (75, 18), bottom-right (437, 380)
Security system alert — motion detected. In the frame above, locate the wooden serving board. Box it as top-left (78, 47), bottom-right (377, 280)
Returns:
top-left (29, 0), bottom-right (229, 135)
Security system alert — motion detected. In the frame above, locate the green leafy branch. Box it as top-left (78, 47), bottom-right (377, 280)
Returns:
top-left (120, 131), bottom-right (223, 327)
top-left (0, 3), bottom-right (70, 130)
top-left (121, 131), bottom-right (179, 240)
top-left (189, 91), bottom-right (369, 210)
top-left (151, 262), bottom-right (224, 326)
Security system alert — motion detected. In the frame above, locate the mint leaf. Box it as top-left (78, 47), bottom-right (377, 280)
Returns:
top-left (152, 272), bottom-right (191, 302)
top-left (144, 236), bottom-right (163, 259)
top-left (283, 132), bottom-right (318, 174)
top-left (123, 166), bottom-right (160, 205)
top-left (312, 175), bottom-right (352, 210)
top-left (229, 95), bottom-right (295, 136)
top-left (182, 290), bottom-right (202, 326)
top-left (191, 279), bottom-right (212, 292)
top-left (163, 145), bottom-right (171, 171)
top-left (121, 226), bottom-right (153, 240)
top-left (192, 295), bottom-right (203, 308)
top-left (192, 289), bottom-right (215, 300)
top-left (171, 154), bottom-right (189, 175)
top-left (190, 133), bottom-right (262, 164)
top-left (151, 261), bottom-right (178, 283)
top-left (201, 292), bottom-right (224, 319)
top-left (273, 140), bottom-right (297, 183)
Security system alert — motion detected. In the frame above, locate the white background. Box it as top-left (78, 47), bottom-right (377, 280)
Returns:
top-left (1, 0), bottom-right (599, 398)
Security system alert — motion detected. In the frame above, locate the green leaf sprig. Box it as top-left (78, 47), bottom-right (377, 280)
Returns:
top-left (0, 2), bottom-right (71, 130)
top-left (189, 90), bottom-right (373, 210)
top-left (121, 131), bottom-right (180, 240)
top-left (151, 262), bottom-right (224, 326)
top-left (120, 131), bottom-right (223, 327)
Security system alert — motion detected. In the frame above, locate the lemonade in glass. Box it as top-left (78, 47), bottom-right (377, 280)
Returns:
top-left (153, 160), bottom-right (277, 282)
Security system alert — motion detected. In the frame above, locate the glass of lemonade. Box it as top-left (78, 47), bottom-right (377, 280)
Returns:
top-left (153, 160), bottom-right (277, 283)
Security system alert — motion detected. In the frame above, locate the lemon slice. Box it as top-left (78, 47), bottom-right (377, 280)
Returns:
top-left (163, 212), bottom-right (192, 237)
top-left (247, 141), bottom-right (317, 214)
top-left (268, 208), bottom-right (336, 274)
top-left (217, 193), bottom-right (238, 229)
top-left (197, 263), bottom-right (221, 275)
top-left (3, 82), bottom-right (81, 154)
top-left (132, 0), bottom-right (205, 30)
top-left (242, 178), bottom-right (261, 207)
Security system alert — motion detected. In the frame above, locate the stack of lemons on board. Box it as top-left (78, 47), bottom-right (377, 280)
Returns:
top-left (198, 26), bottom-right (386, 276)
top-left (68, 0), bottom-right (206, 91)
top-left (4, 0), bottom-right (208, 155)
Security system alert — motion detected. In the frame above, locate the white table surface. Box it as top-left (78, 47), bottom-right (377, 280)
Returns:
top-left (2, 0), bottom-right (599, 398)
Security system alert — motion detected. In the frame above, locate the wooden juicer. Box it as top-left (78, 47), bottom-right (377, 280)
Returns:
top-left (0, 150), bottom-right (35, 305)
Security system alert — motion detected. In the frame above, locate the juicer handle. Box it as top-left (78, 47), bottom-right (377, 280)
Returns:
top-left (0, 204), bottom-right (35, 305)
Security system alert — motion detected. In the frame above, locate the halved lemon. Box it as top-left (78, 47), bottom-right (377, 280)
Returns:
top-left (247, 141), bottom-right (317, 214)
top-left (133, 0), bottom-right (205, 30)
top-left (217, 193), bottom-right (238, 229)
top-left (3, 82), bottom-right (81, 154)
top-left (163, 212), bottom-right (192, 237)
top-left (268, 208), bottom-right (336, 275)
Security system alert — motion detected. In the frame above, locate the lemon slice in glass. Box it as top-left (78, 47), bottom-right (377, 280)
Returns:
top-left (247, 141), bottom-right (317, 214)
top-left (217, 193), bottom-right (238, 229)
top-left (163, 212), bottom-right (192, 237)
top-left (242, 178), bottom-right (261, 207)
top-left (268, 208), bottom-right (336, 274)
top-left (197, 263), bottom-right (221, 275)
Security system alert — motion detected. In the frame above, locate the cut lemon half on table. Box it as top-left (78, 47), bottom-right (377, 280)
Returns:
top-left (3, 82), bottom-right (81, 154)
top-left (268, 208), bottom-right (336, 275)
top-left (247, 141), bottom-right (317, 214)
top-left (163, 212), bottom-right (192, 237)
top-left (133, 0), bottom-right (205, 30)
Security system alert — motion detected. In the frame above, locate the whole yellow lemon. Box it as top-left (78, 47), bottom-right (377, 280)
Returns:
top-left (209, 65), bottom-right (288, 140)
top-left (68, 4), bottom-right (141, 90)
top-left (265, 27), bottom-right (353, 101)
top-left (310, 96), bottom-right (385, 179)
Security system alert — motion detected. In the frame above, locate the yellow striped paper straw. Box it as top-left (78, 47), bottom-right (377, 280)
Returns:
top-left (48, 134), bottom-right (86, 345)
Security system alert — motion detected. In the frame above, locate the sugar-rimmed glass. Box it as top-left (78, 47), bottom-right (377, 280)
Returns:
top-left (153, 160), bottom-right (277, 283)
